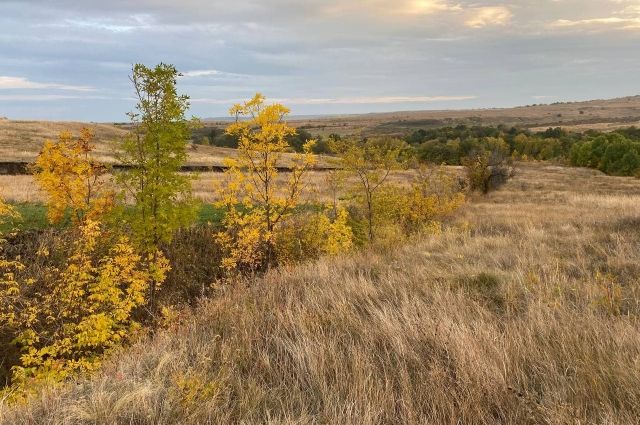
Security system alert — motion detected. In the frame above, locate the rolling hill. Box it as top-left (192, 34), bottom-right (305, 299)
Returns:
top-left (2, 95), bottom-right (640, 170)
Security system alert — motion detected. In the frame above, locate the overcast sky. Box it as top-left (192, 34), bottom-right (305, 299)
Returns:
top-left (1, 0), bottom-right (639, 121)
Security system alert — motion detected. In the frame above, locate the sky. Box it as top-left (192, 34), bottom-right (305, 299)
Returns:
top-left (1, 0), bottom-right (639, 121)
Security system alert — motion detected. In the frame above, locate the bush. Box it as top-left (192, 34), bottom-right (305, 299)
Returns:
top-left (570, 133), bottom-right (640, 176)
top-left (274, 208), bottom-right (353, 265)
top-left (0, 221), bottom-right (166, 398)
top-left (463, 150), bottom-right (514, 194)
top-left (345, 167), bottom-right (465, 246)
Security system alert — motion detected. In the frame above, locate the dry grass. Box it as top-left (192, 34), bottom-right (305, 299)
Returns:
top-left (286, 95), bottom-right (640, 136)
top-left (0, 120), bottom-right (330, 169)
top-left (0, 168), bottom-right (433, 204)
top-left (2, 163), bottom-right (640, 424)
top-left (0, 175), bottom-right (45, 203)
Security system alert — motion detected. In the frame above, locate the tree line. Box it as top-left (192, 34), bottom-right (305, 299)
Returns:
top-left (406, 124), bottom-right (640, 177)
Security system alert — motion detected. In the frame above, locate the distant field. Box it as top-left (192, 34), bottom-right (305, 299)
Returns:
top-left (285, 95), bottom-right (640, 136)
top-left (2, 95), bottom-right (640, 170)
top-left (0, 119), bottom-right (330, 170)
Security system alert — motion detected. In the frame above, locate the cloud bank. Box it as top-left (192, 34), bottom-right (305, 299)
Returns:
top-left (0, 0), bottom-right (638, 120)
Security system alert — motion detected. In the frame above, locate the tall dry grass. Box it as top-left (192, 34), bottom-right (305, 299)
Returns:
top-left (2, 163), bottom-right (640, 424)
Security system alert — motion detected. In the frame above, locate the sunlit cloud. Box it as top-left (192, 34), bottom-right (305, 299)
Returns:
top-left (0, 76), bottom-right (94, 92)
top-left (404, 0), bottom-right (461, 15)
top-left (181, 70), bottom-right (250, 80)
top-left (549, 1), bottom-right (640, 30)
top-left (321, 0), bottom-right (461, 18)
top-left (551, 17), bottom-right (640, 29)
top-left (465, 6), bottom-right (513, 28)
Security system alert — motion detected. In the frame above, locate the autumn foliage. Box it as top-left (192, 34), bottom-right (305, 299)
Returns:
top-left (0, 69), bottom-right (466, 402)
top-left (32, 128), bottom-right (112, 224)
top-left (0, 126), bottom-right (173, 399)
top-left (216, 93), bottom-right (325, 273)
top-left (0, 220), bottom-right (164, 398)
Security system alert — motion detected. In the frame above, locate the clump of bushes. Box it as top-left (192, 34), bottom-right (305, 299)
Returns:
top-left (407, 124), bottom-right (640, 177)
top-left (570, 133), bottom-right (640, 176)
top-left (0, 72), bottom-right (467, 399)
top-left (463, 149), bottom-right (515, 194)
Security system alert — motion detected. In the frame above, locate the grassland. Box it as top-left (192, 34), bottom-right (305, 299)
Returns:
top-left (0, 119), bottom-right (313, 169)
top-left (275, 95), bottom-right (640, 137)
top-left (0, 169), bottom-right (430, 231)
top-left (2, 162), bottom-right (639, 424)
top-left (2, 95), bottom-right (640, 167)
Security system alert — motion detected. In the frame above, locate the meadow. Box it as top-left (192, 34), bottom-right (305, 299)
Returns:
top-left (0, 169), bottom-right (441, 234)
top-left (2, 162), bottom-right (639, 424)
top-left (2, 66), bottom-right (639, 424)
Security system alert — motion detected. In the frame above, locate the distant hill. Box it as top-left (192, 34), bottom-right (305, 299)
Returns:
top-left (2, 95), bottom-right (640, 168)
top-left (0, 119), bottom-right (331, 172)
top-left (283, 95), bottom-right (640, 137)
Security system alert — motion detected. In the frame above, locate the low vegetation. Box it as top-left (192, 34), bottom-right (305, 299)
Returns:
top-left (2, 63), bottom-right (638, 423)
top-left (2, 163), bottom-right (639, 424)
top-left (0, 65), bottom-right (465, 403)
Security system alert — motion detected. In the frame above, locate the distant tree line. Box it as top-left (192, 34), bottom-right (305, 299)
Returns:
top-left (404, 124), bottom-right (640, 177)
top-left (192, 127), bottom-right (334, 154)
top-left (194, 120), bottom-right (640, 177)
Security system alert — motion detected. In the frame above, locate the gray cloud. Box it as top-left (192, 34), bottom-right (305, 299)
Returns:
top-left (0, 0), bottom-right (639, 120)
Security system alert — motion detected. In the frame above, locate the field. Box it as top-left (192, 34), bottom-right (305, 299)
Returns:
top-left (260, 95), bottom-right (640, 137)
top-left (2, 95), bottom-right (640, 169)
top-left (0, 168), bottom-right (432, 218)
top-left (0, 119), bottom-right (319, 169)
top-left (2, 162), bottom-right (639, 424)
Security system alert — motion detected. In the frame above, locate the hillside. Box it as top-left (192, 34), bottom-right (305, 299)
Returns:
top-left (284, 95), bottom-right (640, 137)
top-left (0, 119), bottom-right (330, 171)
top-left (2, 162), bottom-right (639, 424)
top-left (3, 96), bottom-right (640, 166)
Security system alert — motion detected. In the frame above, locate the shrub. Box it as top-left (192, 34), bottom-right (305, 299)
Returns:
top-left (274, 208), bottom-right (353, 265)
top-left (345, 167), bottom-right (465, 246)
top-left (0, 220), bottom-right (168, 398)
top-left (463, 150), bottom-right (514, 194)
top-left (398, 167), bottom-right (465, 234)
top-left (333, 137), bottom-right (408, 242)
top-left (216, 94), bottom-right (317, 274)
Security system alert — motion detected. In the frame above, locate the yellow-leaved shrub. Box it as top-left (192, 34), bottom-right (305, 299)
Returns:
top-left (274, 208), bottom-right (353, 265)
top-left (348, 166), bottom-right (465, 245)
top-left (0, 129), bottom-right (171, 400)
top-left (32, 128), bottom-right (112, 224)
top-left (398, 166), bottom-right (465, 234)
top-left (0, 219), bottom-right (168, 398)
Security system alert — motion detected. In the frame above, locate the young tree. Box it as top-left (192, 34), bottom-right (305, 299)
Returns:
top-left (117, 63), bottom-right (197, 309)
top-left (324, 167), bottom-right (347, 220)
top-left (32, 128), bottom-right (111, 224)
top-left (217, 93), bottom-right (317, 272)
top-left (334, 137), bottom-right (407, 242)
